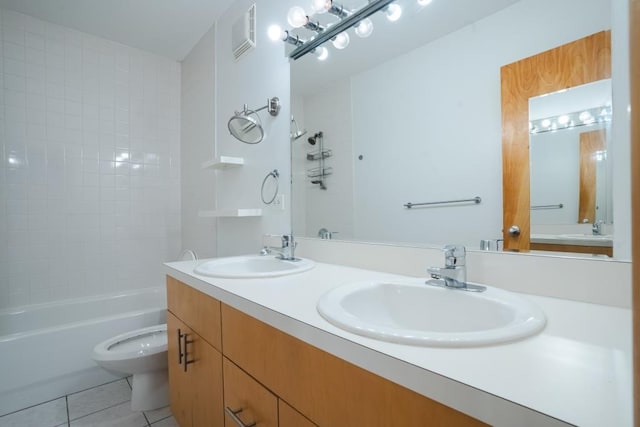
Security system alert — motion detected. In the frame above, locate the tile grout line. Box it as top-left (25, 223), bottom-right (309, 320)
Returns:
top-left (68, 400), bottom-right (132, 424)
top-left (65, 395), bottom-right (70, 427)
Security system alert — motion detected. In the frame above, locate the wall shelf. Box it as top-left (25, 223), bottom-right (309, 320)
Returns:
top-left (201, 156), bottom-right (245, 170)
top-left (198, 209), bottom-right (262, 218)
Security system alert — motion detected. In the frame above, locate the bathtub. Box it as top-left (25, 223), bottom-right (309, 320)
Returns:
top-left (0, 287), bottom-right (166, 416)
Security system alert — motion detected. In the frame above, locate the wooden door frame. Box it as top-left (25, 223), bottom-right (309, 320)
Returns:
top-left (501, 31), bottom-right (612, 251)
top-left (630, 1), bottom-right (639, 425)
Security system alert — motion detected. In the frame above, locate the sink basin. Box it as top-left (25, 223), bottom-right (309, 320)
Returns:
top-left (194, 255), bottom-right (315, 279)
top-left (317, 280), bottom-right (546, 347)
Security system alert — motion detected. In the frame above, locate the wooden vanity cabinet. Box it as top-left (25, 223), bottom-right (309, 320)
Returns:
top-left (166, 277), bottom-right (223, 427)
top-left (221, 304), bottom-right (486, 427)
top-left (166, 275), bottom-right (483, 426)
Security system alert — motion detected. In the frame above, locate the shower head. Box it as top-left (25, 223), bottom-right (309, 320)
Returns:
top-left (307, 131), bottom-right (323, 145)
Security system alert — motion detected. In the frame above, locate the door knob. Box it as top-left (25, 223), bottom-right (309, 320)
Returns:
top-left (508, 226), bottom-right (521, 237)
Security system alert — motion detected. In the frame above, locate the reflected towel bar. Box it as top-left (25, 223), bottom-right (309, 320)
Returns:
top-left (531, 203), bottom-right (564, 210)
top-left (404, 196), bottom-right (481, 209)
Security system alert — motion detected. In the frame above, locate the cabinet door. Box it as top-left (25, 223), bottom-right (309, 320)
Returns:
top-left (168, 312), bottom-right (224, 427)
top-left (278, 400), bottom-right (316, 427)
top-left (223, 358), bottom-right (278, 427)
top-left (191, 333), bottom-right (223, 427)
top-left (167, 312), bottom-right (192, 427)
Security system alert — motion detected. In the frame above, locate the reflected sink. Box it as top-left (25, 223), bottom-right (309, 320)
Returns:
top-left (194, 255), bottom-right (315, 279)
top-left (317, 280), bottom-right (546, 347)
top-left (559, 233), bottom-right (612, 240)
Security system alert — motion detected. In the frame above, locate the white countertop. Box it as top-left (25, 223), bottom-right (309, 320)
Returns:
top-left (163, 258), bottom-right (632, 427)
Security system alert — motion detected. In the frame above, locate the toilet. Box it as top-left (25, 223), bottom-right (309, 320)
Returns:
top-left (92, 324), bottom-right (168, 411)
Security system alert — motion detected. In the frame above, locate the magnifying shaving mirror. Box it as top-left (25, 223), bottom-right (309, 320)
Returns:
top-left (228, 96), bottom-right (281, 144)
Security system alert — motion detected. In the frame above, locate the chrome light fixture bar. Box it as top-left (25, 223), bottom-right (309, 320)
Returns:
top-left (289, 0), bottom-right (396, 60)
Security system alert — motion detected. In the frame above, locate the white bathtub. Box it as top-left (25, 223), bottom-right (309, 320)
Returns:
top-left (0, 287), bottom-right (166, 416)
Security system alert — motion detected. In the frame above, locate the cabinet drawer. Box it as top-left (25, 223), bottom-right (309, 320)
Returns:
top-left (278, 400), bottom-right (316, 427)
top-left (223, 358), bottom-right (278, 427)
top-left (166, 276), bottom-right (221, 351)
top-left (222, 303), bottom-right (486, 427)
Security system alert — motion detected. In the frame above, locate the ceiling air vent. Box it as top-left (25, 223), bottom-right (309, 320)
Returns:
top-left (232, 4), bottom-right (256, 61)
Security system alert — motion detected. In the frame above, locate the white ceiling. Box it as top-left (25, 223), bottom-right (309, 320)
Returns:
top-left (0, 0), bottom-right (236, 60)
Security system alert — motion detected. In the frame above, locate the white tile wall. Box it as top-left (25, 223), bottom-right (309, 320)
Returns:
top-left (0, 9), bottom-right (181, 309)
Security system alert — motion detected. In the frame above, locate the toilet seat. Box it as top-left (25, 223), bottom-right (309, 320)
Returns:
top-left (93, 324), bottom-right (167, 363)
top-left (92, 323), bottom-right (169, 411)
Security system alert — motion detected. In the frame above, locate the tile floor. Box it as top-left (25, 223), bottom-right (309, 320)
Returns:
top-left (0, 378), bottom-right (177, 427)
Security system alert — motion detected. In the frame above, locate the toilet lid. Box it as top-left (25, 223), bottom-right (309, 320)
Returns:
top-left (108, 329), bottom-right (167, 356)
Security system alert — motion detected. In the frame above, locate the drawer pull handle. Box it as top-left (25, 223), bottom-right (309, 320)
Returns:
top-left (177, 329), bottom-right (184, 365)
top-left (225, 406), bottom-right (257, 427)
top-left (182, 333), bottom-right (195, 372)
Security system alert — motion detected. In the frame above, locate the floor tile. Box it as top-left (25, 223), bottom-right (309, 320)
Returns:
top-left (150, 416), bottom-right (178, 427)
top-left (68, 379), bottom-right (131, 421)
top-left (144, 406), bottom-right (172, 424)
top-left (0, 397), bottom-right (68, 427)
top-left (70, 402), bottom-right (147, 427)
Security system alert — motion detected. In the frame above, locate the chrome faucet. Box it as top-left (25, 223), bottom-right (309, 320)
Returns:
top-left (427, 245), bottom-right (485, 292)
top-left (260, 234), bottom-right (299, 261)
top-left (592, 220), bottom-right (604, 235)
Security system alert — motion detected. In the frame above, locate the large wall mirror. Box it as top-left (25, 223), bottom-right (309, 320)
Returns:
top-left (290, 0), bottom-right (620, 257)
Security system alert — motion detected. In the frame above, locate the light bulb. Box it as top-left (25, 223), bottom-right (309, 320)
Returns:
top-left (579, 111), bottom-right (594, 123)
top-left (287, 6), bottom-right (308, 28)
top-left (311, 0), bottom-right (330, 14)
top-left (332, 32), bottom-right (350, 49)
top-left (417, 0), bottom-right (432, 5)
top-left (541, 119), bottom-right (551, 128)
top-left (267, 25), bottom-right (285, 41)
top-left (385, 4), bottom-right (402, 22)
top-left (355, 18), bottom-right (373, 38)
top-left (557, 115), bottom-right (570, 125)
top-left (315, 46), bottom-right (328, 61)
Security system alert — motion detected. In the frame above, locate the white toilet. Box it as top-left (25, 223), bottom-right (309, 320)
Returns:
top-left (92, 324), bottom-right (168, 411)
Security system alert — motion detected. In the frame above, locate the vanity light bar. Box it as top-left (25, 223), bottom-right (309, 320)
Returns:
top-left (289, 0), bottom-right (396, 60)
top-left (529, 105), bottom-right (612, 134)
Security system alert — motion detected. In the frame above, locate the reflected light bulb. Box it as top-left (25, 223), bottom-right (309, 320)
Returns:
top-left (311, 0), bottom-right (330, 14)
top-left (332, 32), bottom-right (350, 49)
top-left (315, 46), bottom-right (329, 61)
top-left (557, 115), bottom-right (570, 125)
top-left (541, 119), bottom-right (551, 128)
top-left (267, 25), bottom-right (285, 41)
top-left (579, 111), bottom-right (594, 123)
top-left (417, 0), bottom-right (432, 5)
top-left (287, 6), bottom-right (308, 28)
top-left (355, 18), bottom-right (373, 38)
top-left (385, 4), bottom-right (402, 22)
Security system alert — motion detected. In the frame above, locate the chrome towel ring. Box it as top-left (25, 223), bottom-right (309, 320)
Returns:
top-left (261, 169), bottom-right (279, 204)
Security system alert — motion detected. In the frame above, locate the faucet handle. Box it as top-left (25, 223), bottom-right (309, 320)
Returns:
top-left (281, 234), bottom-right (296, 248)
top-left (443, 245), bottom-right (466, 267)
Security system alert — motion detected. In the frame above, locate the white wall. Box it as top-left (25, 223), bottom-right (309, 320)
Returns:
top-left (293, 0), bottom-right (621, 250)
top-left (181, 25), bottom-right (218, 259)
top-left (213, 1), bottom-right (292, 256)
top-left (0, 9), bottom-right (181, 308)
top-left (294, 78), bottom-right (354, 239)
top-left (530, 128), bottom-right (582, 225)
